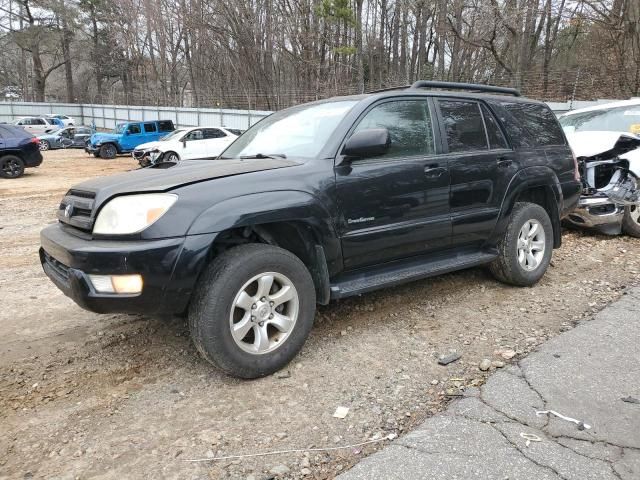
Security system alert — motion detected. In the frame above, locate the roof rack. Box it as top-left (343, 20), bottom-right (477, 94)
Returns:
top-left (367, 85), bottom-right (412, 94)
top-left (410, 80), bottom-right (521, 97)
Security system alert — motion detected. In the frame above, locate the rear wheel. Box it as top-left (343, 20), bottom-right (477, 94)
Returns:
top-left (39, 140), bottom-right (50, 151)
top-left (489, 202), bottom-right (553, 286)
top-left (189, 244), bottom-right (316, 378)
top-left (622, 205), bottom-right (640, 238)
top-left (0, 155), bottom-right (25, 179)
top-left (99, 143), bottom-right (117, 159)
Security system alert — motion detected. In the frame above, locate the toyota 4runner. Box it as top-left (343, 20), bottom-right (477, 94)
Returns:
top-left (40, 82), bottom-right (581, 378)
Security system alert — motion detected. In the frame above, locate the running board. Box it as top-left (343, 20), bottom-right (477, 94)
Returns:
top-left (329, 250), bottom-right (497, 300)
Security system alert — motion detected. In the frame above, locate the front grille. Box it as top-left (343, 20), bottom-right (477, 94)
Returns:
top-left (132, 150), bottom-right (145, 159)
top-left (58, 189), bottom-right (96, 232)
top-left (43, 251), bottom-right (70, 282)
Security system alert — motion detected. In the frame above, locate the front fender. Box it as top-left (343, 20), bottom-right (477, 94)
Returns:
top-left (188, 190), bottom-right (342, 269)
top-left (488, 166), bottom-right (563, 248)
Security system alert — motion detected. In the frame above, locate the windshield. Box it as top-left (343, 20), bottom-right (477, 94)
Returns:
top-left (221, 100), bottom-right (358, 159)
top-left (160, 129), bottom-right (186, 141)
top-left (115, 123), bottom-right (126, 134)
top-left (560, 105), bottom-right (640, 135)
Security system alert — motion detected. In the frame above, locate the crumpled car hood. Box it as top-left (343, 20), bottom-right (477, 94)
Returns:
top-left (566, 131), bottom-right (640, 159)
top-left (135, 140), bottom-right (161, 151)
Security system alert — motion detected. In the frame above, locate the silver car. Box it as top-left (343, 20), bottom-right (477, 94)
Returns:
top-left (13, 116), bottom-right (60, 135)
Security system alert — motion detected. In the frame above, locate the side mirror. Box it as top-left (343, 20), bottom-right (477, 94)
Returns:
top-left (342, 128), bottom-right (390, 158)
top-left (124, 130), bottom-right (130, 136)
top-left (182, 139), bottom-right (187, 148)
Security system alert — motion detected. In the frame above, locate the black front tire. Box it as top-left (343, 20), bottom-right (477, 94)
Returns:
top-left (189, 244), bottom-right (316, 379)
top-left (99, 143), bottom-right (117, 159)
top-left (0, 155), bottom-right (25, 179)
top-left (489, 202), bottom-right (553, 287)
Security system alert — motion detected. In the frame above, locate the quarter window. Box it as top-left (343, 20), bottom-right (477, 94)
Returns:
top-left (158, 121), bottom-right (174, 132)
top-left (481, 104), bottom-right (509, 149)
top-left (499, 102), bottom-right (564, 147)
top-left (438, 100), bottom-right (488, 153)
top-left (352, 100), bottom-right (435, 158)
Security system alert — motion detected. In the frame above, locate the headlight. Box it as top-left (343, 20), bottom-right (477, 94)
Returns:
top-left (149, 149), bottom-right (162, 160)
top-left (93, 193), bottom-right (177, 235)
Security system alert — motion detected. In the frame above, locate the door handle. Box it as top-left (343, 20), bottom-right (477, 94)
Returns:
top-left (424, 165), bottom-right (446, 178)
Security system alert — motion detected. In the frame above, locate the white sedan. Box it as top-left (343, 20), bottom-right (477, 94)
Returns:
top-left (133, 126), bottom-right (242, 165)
top-left (46, 114), bottom-right (76, 126)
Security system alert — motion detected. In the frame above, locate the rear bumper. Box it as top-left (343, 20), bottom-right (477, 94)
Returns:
top-left (40, 223), bottom-right (217, 315)
top-left (565, 194), bottom-right (624, 235)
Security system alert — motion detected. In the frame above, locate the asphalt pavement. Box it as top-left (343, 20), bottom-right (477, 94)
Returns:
top-left (338, 287), bottom-right (640, 480)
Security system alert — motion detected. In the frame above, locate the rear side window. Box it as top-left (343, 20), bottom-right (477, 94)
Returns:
top-left (203, 128), bottom-right (226, 139)
top-left (158, 121), bottom-right (174, 132)
top-left (353, 100), bottom-right (435, 158)
top-left (481, 104), bottom-right (509, 149)
top-left (438, 100), bottom-right (487, 153)
top-left (226, 128), bottom-right (243, 136)
top-left (127, 124), bottom-right (141, 134)
top-left (499, 102), bottom-right (564, 147)
top-left (143, 122), bottom-right (157, 133)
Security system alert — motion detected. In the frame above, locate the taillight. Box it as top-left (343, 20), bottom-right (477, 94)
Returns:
top-left (572, 150), bottom-right (580, 181)
top-left (30, 137), bottom-right (39, 144)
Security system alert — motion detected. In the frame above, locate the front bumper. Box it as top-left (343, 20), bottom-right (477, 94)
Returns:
top-left (40, 223), bottom-right (217, 315)
top-left (565, 194), bottom-right (625, 235)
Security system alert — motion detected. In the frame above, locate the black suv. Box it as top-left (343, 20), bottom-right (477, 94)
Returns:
top-left (0, 125), bottom-right (43, 178)
top-left (40, 82), bottom-right (581, 378)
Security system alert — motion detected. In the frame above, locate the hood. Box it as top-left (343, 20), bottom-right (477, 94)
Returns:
top-left (135, 140), bottom-right (161, 151)
top-left (71, 158), bottom-right (301, 207)
top-left (565, 131), bottom-right (640, 159)
top-left (90, 132), bottom-right (120, 144)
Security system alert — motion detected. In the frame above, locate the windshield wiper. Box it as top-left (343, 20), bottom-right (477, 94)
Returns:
top-left (240, 153), bottom-right (287, 159)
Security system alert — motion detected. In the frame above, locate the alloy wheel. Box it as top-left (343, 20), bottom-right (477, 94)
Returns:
top-left (517, 219), bottom-right (546, 271)
top-left (229, 272), bottom-right (299, 354)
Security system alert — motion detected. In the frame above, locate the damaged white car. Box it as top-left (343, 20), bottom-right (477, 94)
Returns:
top-left (560, 100), bottom-right (640, 236)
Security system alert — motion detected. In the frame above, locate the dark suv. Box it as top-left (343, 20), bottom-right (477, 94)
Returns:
top-left (40, 82), bottom-right (581, 378)
top-left (0, 125), bottom-right (43, 178)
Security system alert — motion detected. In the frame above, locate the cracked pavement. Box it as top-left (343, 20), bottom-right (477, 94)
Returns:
top-left (338, 287), bottom-right (640, 480)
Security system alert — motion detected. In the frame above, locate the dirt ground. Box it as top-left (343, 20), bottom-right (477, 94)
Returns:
top-left (1, 149), bottom-right (639, 480)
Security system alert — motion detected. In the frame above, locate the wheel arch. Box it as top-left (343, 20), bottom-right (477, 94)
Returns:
top-left (489, 167), bottom-right (563, 249)
top-left (186, 191), bottom-right (342, 305)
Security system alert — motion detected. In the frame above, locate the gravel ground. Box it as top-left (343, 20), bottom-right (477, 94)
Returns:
top-left (1, 150), bottom-right (639, 480)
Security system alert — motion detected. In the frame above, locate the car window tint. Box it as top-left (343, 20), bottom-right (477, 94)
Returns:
top-left (481, 104), bottom-right (509, 149)
top-left (227, 128), bottom-right (243, 136)
top-left (438, 100), bottom-right (488, 153)
top-left (128, 124), bottom-right (141, 134)
top-left (499, 102), bottom-right (564, 146)
top-left (353, 100), bottom-right (435, 158)
top-left (186, 130), bottom-right (203, 140)
top-left (203, 128), bottom-right (226, 139)
top-left (158, 121), bottom-right (174, 132)
top-left (143, 122), bottom-right (157, 133)
top-left (77, 128), bottom-right (91, 134)
top-left (37, 118), bottom-right (47, 125)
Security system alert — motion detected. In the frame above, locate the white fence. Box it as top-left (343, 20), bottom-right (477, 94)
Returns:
top-left (0, 102), bottom-right (272, 130)
top-left (0, 98), bottom-right (628, 131)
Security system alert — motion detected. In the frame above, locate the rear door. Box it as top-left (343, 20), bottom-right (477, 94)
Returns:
top-left (435, 98), bottom-right (517, 248)
top-left (202, 128), bottom-right (231, 157)
top-left (335, 98), bottom-right (451, 269)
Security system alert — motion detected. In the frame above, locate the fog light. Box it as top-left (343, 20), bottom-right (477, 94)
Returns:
top-left (88, 274), bottom-right (143, 294)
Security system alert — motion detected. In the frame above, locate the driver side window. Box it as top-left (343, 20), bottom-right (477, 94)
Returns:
top-left (127, 124), bottom-right (141, 134)
top-left (185, 129), bottom-right (203, 141)
top-left (352, 100), bottom-right (435, 159)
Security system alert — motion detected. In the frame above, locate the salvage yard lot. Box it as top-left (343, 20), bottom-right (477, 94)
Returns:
top-left (1, 150), bottom-right (639, 479)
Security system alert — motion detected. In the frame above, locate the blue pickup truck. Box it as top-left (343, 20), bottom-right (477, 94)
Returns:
top-left (85, 120), bottom-right (175, 159)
